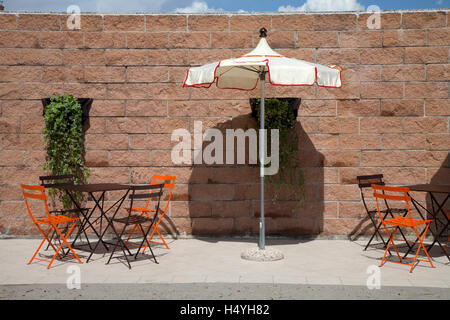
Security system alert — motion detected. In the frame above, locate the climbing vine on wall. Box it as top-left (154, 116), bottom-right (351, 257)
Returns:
top-left (43, 95), bottom-right (90, 209)
top-left (252, 98), bottom-right (305, 203)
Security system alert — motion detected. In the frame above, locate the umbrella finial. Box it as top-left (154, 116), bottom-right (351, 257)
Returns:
top-left (259, 27), bottom-right (267, 38)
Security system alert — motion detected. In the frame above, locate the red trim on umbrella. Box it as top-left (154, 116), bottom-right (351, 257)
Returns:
top-left (183, 61), bottom-right (222, 89)
top-left (239, 54), bottom-right (283, 58)
top-left (183, 59), bottom-right (343, 90)
top-left (318, 66), bottom-right (343, 89)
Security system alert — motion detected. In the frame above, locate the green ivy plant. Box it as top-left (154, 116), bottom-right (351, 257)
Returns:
top-left (43, 95), bottom-right (90, 210)
top-left (253, 98), bottom-right (305, 203)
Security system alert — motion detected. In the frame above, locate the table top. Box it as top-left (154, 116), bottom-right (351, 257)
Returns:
top-left (56, 183), bottom-right (131, 193)
top-left (407, 184), bottom-right (450, 194)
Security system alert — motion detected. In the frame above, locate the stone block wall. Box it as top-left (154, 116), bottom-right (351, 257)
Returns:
top-left (0, 11), bottom-right (448, 236)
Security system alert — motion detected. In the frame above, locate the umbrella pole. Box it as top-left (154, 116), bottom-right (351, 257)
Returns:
top-left (259, 71), bottom-right (265, 250)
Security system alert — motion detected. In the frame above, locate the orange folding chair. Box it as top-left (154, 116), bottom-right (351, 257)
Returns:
top-left (125, 175), bottom-right (176, 252)
top-left (372, 184), bottom-right (434, 273)
top-left (39, 174), bottom-right (91, 251)
top-left (21, 184), bottom-right (82, 269)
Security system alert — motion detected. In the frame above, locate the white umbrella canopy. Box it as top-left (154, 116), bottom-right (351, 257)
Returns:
top-left (184, 29), bottom-right (342, 90)
top-left (183, 28), bottom-right (342, 259)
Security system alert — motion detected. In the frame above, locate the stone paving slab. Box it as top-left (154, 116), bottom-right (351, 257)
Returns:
top-left (0, 238), bottom-right (449, 293)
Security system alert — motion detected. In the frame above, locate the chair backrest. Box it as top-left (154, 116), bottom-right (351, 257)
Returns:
top-left (371, 184), bottom-right (412, 222)
top-left (152, 174), bottom-right (176, 189)
top-left (21, 184), bottom-right (51, 223)
top-left (357, 174), bottom-right (384, 189)
top-left (357, 174), bottom-right (385, 213)
top-left (39, 174), bottom-right (74, 188)
top-left (143, 175), bottom-right (176, 214)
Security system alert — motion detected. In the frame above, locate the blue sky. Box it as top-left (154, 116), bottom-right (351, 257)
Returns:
top-left (3, 0), bottom-right (449, 13)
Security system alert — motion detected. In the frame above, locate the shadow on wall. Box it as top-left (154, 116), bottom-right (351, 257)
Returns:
top-left (165, 106), bottom-right (326, 242)
top-left (427, 152), bottom-right (450, 239)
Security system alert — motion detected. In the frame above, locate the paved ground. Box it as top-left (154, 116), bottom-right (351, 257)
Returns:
top-left (2, 283), bottom-right (449, 300)
top-left (0, 238), bottom-right (449, 299)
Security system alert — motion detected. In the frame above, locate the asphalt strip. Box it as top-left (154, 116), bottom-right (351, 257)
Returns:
top-left (0, 283), bottom-right (449, 300)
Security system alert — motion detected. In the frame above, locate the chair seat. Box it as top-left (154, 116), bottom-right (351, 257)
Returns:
top-left (37, 215), bottom-right (79, 225)
top-left (126, 207), bottom-right (151, 213)
top-left (50, 208), bottom-right (90, 214)
top-left (385, 216), bottom-right (432, 227)
top-left (126, 207), bottom-right (162, 214)
top-left (113, 214), bottom-right (152, 225)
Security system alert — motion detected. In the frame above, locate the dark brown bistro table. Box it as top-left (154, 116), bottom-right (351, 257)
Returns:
top-left (406, 184), bottom-right (450, 261)
top-left (55, 183), bottom-right (131, 262)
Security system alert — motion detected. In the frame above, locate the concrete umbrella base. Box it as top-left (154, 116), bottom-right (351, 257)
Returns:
top-left (241, 247), bottom-right (284, 262)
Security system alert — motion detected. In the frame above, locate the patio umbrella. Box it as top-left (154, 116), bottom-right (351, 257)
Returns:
top-left (184, 28), bottom-right (342, 260)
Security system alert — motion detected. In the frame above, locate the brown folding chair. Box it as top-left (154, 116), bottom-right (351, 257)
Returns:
top-left (21, 184), bottom-right (82, 269)
top-left (106, 183), bottom-right (164, 269)
top-left (372, 184), bottom-right (434, 273)
top-left (125, 175), bottom-right (176, 252)
top-left (357, 174), bottom-right (411, 252)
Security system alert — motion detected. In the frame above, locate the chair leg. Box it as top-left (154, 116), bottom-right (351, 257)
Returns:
top-left (47, 221), bottom-right (82, 269)
top-left (141, 215), bottom-right (169, 253)
top-left (106, 222), bottom-right (132, 269)
top-left (141, 225), bottom-right (155, 253)
top-left (29, 238), bottom-right (47, 265)
top-left (136, 223), bottom-right (158, 264)
top-left (29, 226), bottom-right (55, 264)
top-left (409, 235), bottom-right (421, 273)
top-left (107, 239), bottom-right (131, 269)
top-left (55, 221), bottom-right (82, 262)
top-left (378, 212), bottom-right (392, 248)
top-left (364, 210), bottom-right (393, 254)
top-left (365, 219), bottom-right (391, 252)
top-left (124, 210), bottom-right (144, 245)
top-left (47, 235), bottom-right (68, 269)
top-left (409, 224), bottom-right (434, 273)
top-left (45, 229), bottom-right (57, 251)
top-left (78, 217), bottom-right (93, 250)
top-left (29, 224), bottom-right (64, 265)
top-left (155, 227), bottom-right (169, 249)
top-left (389, 236), bottom-right (403, 263)
top-left (48, 223), bottom-right (72, 256)
top-left (387, 210), bottom-right (412, 251)
top-left (380, 226), bottom-right (402, 267)
top-left (124, 224), bottom-right (139, 245)
top-left (446, 211), bottom-right (450, 249)
top-left (380, 230), bottom-right (393, 267)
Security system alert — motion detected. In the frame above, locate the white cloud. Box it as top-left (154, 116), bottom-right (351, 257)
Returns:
top-left (174, 1), bottom-right (223, 13)
top-left (5, 0), bottom-right (247, 14)
top-left (279, 0), bottom-right (365, 12)
top-left (436, 0), bottom-right (443, 5)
